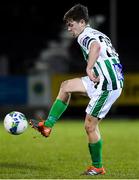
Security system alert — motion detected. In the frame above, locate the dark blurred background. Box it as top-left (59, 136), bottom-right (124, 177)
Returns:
top-left (0, 0), bottom-right (138, 119)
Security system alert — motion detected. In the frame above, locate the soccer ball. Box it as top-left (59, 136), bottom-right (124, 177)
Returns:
top-left (4, 111), bottom-right (28, 135)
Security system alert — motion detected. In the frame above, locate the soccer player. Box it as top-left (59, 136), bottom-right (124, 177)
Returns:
top-left (30, 4), bottom-right (124, 176)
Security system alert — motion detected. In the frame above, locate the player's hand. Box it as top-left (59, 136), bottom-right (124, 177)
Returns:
top-left (86, 67), bottom-right (100, 83)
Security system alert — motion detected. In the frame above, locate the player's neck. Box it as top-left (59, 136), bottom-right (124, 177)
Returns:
top-left (79, 24), bottom-right (90, 36)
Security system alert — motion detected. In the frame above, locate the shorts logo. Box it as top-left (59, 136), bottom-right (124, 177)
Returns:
top-left (88, 104), bottom-right (92, 109)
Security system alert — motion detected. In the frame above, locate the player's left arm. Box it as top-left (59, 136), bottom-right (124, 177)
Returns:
top-left (86, 41), bottom-right (100, 82)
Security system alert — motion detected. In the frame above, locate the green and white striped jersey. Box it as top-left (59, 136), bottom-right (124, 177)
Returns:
top-left (78, 26), bottom-right (124, 90)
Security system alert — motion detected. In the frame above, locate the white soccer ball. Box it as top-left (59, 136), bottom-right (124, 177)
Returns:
top-left (4, 111), bottom-right (28, 135)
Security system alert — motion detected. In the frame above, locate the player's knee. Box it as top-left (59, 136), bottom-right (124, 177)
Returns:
top-left (84, 124), bottom-right (96, 135)
top-left (60, 80), bottom-right (69, 93)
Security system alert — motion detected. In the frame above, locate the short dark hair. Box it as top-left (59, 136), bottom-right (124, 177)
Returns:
top-left (63, 4), bottom-right (89, 24)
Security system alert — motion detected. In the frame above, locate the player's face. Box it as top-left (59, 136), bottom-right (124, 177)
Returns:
top-left (66, 20), bottom-right (85, 37)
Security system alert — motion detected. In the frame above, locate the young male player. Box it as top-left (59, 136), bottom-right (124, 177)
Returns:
top-left (30, 4), bottom-right (124, 175)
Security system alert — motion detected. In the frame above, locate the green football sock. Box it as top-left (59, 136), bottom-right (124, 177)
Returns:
top-left (88, 139), bottom-right (103, 168)
top-left (44, 99), bottom-right (68, 128)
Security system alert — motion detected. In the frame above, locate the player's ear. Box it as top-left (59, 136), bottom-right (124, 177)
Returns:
top-left (80, 19), bottom-right (86, 25)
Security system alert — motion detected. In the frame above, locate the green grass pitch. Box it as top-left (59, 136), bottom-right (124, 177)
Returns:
top-left (0, 119), bottom-right (139, 179)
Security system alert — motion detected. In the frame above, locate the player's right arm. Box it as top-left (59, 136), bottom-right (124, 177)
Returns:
top-left (86, 41), bottom-right (100, 82)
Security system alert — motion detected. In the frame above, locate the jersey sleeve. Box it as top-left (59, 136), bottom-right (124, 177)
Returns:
top-left (78, 33), bottom-right (97, 51)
